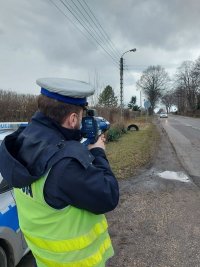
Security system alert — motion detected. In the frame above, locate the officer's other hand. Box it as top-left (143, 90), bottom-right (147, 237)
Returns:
top-left (88, 134), bottom-right (106, 150)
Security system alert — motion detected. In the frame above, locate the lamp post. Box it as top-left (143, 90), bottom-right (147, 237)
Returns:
top-left (120, 48), bottom-right (136, 118)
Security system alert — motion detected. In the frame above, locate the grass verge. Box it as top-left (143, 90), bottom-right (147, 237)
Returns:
top-left (106, 122), bottom-right (160, 179)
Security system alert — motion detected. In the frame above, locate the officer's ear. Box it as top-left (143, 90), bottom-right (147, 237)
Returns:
top-left (62, 113), bottom-right (78, 129)
top-left (70, 113), bottom-right (78, 129)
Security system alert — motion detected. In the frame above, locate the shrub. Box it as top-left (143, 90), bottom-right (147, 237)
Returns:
top-left (107, 127), bottom-right (121, 142)
top-left (107, 123), bottom-right (127, 142)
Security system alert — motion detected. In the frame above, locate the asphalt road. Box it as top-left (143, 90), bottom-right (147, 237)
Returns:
top-left (160, 115), bottom-right (200, 181)
top-left (17, 117), bottom-right (200, 267)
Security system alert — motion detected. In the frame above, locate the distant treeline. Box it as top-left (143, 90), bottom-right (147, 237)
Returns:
top-left (0, 89), bottom-right (37, 122)
top-left (0, 89), bottom-right (141, 123)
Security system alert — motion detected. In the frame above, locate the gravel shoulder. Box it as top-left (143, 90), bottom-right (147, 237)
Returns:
top-left (107, 122), bottom-right (200, 267)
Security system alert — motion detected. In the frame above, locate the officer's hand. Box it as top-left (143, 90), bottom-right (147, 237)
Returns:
top-left (88, 134), bottom-right (106, 150)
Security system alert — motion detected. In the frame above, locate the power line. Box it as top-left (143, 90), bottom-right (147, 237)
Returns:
top-left (48, 0), bottom-right (95, 45)
top-left (62, 0), bottom-right (119, 65)
top-left (127, 63), bottom-right (181, 69)
top-left (69, 0), bottom-right (120, 62)
top-left (82, 0), bottom-right (122, 57)
top-left (76, 0), bottom-right (121, 59)
top-left (49, 0), bottom-right (119, 68)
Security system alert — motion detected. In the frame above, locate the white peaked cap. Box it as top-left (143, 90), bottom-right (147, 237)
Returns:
top-left (36, 78), bottom-right (95, 106)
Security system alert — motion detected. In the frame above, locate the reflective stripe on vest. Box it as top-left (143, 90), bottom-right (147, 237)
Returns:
top-left (24, 218), bottom-right (108, 252)
top-left (14, 171), bottom-right (114, 267)
top-left (34, 237), bottom-right (112, 267)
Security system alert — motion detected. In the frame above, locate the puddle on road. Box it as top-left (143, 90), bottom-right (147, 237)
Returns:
top-left (158, 171), bottom-right (191, 183)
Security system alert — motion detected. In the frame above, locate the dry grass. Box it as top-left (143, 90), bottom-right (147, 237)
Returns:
top-left (106, 122), bottom-right (160, 179)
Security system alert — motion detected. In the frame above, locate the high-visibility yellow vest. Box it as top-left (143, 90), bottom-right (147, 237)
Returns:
top-left (14, 172), bottom-right (114, 267)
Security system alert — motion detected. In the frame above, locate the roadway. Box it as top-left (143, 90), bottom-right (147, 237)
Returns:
top-left (160, 114), bottom-right (200, 181)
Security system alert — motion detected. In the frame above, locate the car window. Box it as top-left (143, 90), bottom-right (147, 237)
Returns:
top-left (0, 138), bottom-right (13, 193)
top-left (0, 126), bottom-right (27, 193)
top-left (0, 174), bottom-right (12, 194)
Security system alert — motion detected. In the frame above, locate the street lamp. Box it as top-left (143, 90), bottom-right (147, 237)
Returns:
top-left (120, 48), bottom-right (136, 117)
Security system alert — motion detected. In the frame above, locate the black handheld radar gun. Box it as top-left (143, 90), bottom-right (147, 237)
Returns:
top-left (81, 109), bottom-right (110, 146)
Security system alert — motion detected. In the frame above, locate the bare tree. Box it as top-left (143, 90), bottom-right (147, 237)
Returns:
top-left (175, 61), bottom-right (198, 111)
top-left (0, 89), bottom-right (37, 121)
top-left (137, 65), bottom-right (170, 114)
top-left (192, 57), bottom-right (200, 109)
top-left (161, 91), bottom-right (175, 113)
top-left (88, 70), bottom-right (104, 107)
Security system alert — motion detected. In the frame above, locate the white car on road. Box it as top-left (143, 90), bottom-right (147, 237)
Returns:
top-left (160, 112), bottom-right (168, 118)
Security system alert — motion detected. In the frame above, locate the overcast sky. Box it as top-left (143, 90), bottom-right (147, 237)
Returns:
top-left (0, 0), bottom-right (200, 106)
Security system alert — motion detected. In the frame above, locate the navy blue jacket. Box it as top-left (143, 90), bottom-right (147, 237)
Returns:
top-left (0, 112), bottom-right (119, 214)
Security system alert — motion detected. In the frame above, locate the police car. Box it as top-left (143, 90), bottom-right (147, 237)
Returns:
top-left (0, 123), bottom-right (29, 267)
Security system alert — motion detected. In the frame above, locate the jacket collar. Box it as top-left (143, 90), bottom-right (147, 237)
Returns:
top-left (32, 112), bottom-right (82, 141)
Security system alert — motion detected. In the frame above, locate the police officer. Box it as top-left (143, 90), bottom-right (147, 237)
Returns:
top-left (0, 78), bottom-right (119, 267)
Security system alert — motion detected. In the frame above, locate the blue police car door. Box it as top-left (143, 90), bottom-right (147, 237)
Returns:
top-left (0, 175), bottom-right (28, 263)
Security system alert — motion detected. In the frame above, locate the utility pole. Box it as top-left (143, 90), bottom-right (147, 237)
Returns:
top-left (120, 48), bottom-right (137, 119)
top-left (120, 57), bottom-right (124, 117)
